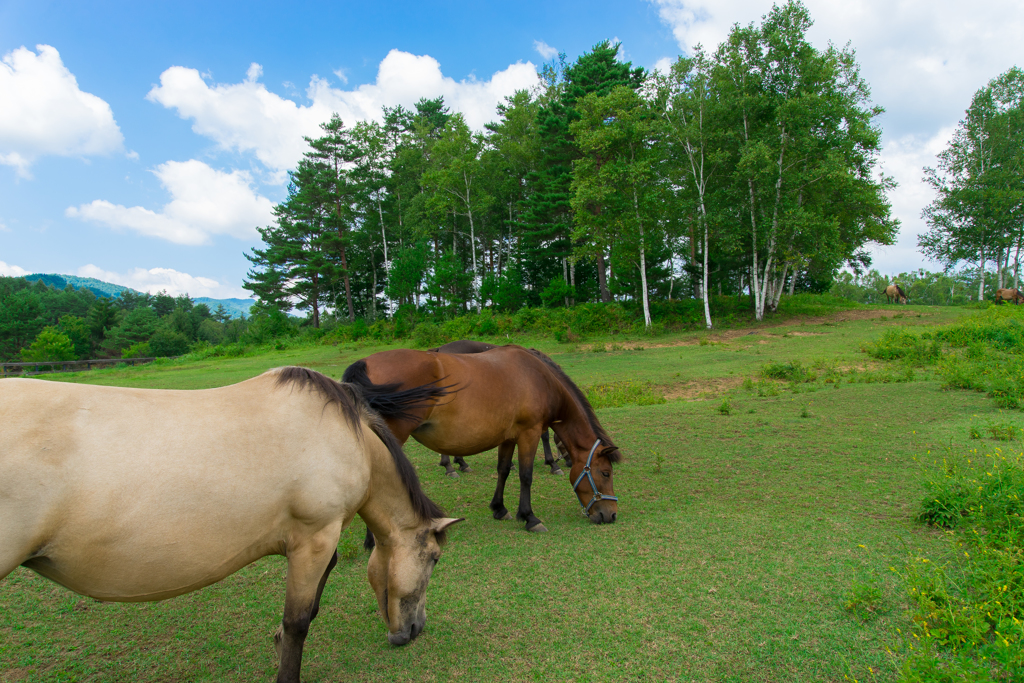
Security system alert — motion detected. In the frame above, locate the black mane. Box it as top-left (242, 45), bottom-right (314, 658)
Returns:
top-left (525, 348), bottom-right (621, 462)
top-left (274, 366), bottom-right (447, 539)
top-left (342, 359), bottom-right (455, 423)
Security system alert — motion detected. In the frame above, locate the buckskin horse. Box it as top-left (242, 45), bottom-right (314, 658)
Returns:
top-left (343, 345), bottom-right (620, 532)
top-left (883, 284), bottom-right (908, 304)
top-left (428, 340), bottom-right (565, 477)
top-left (0, 367), bottom-right (462, 683)
top-left (995, 288), bottom-right (1024, 305)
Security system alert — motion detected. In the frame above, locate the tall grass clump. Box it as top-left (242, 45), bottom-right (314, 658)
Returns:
top-left (861, 329), bottom-right (941, 364)
top-left (893, 448), bottom-right (1024, 681)
top-left (761, 360), bottom-right (816, 383)
top-left (583, 380), bottom-right (666, 409)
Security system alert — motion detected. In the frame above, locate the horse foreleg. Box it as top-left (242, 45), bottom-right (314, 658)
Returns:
top-left (541, 430), bottom-right (563, 475)
top-left (515, 432), bottom-right (546, 532)
top-left (438, 454), bottom-right (459, 479)
top-left (489, 441), bottom-right (516, 521)
top-left (454, 456), bottom-right (472, 472)
top-left (275, 527), bottom-right (341, 683)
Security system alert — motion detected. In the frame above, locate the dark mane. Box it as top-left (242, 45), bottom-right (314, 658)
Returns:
top-left (342, 359), bottom-right (455, 423)
top-left (274, 366), bottom-right (447, 540)
top-left (896, 284), bottom-right (907, 298)
top-left (525, 348), bottom-right (621, 462)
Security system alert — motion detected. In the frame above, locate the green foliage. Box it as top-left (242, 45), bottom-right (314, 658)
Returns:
top-left (843, 577), bottom-right (884, 622)
top-left (122, 341), bottom-right (152, 359)
top-left (19, 327), bottom-right (76, 361)
top-left (761, 360), bottom-right (816, 383)
top-left (717, 397), bottom-right (732, 415)
top-left (582, 380), bottom-right (665, 409)
top-left (896, 448), bottom-right (1024, 681)
top-left (862, 329), bottom-right (942, 364)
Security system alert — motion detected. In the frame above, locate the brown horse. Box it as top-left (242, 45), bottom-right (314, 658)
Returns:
top-left (0, 367), bottom-right (462, 683)
top-left (429, 340), bottom-right (564, 477)
top-left (995, 288), bottom-right (1024, 305)
top-left (883, 284), bottom-right (908, 304)
top-left (343, 345), bottom-right (620, 532)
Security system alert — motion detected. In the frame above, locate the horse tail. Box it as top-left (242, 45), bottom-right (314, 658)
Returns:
top-left (342, 359), bottom-right (455, 423)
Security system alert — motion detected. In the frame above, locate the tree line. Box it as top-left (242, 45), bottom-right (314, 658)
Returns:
top-left (0, 276), bottom-right (244, 362)
top-left (244, 1), bottom-right (898, 329)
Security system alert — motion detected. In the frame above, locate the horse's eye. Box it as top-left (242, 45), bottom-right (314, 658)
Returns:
top-left (601, 471), bottom-right (610, 478)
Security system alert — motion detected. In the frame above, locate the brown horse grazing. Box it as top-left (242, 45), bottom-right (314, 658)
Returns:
top-left (343, 345), bottom-right (620, 532)
top-left (429, 339), bottom-right (564, 477)
top-left (0, 367), bottom-right (462, 683)
top-left (883, 284), bottom-right (908, 304)
top-left (995, 288), bottom-right (1024, 305)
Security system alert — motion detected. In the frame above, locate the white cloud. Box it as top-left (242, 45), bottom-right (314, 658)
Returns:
top-left (76, 264), bottom-right (249, 299)
top-left (653, 57), bottom-right (674, 75)
top-left (534, 40), bottom-right (559, 60)
top-left (0, 44), bottom-right (123, 177)
top-left (0, 260), bottom-right (29, 277)
top-left (66, 159), bottom-right (274, 245)
top-left (147, 50), bottom-right (540, 174)
top-left (650, 0), bottom-right (1024, 274)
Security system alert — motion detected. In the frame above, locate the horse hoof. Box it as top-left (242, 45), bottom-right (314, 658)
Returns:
top-left (500, 511), bottom-right (513, 521)
top-left (528, 523), bottom-right (549, 533)
top-left (551, 468), bottom-right (563, 476)
top-left (446, 471), bottom-right (460, 480)
top-left (460, 467), bottom-right (473, 473)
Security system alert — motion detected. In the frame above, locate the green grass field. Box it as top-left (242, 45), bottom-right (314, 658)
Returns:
top-left (2, 305), bottom-right (1011, 682)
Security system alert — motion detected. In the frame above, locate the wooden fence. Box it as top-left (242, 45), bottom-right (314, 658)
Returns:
top-left (1, 357), bottom-right (161, 378)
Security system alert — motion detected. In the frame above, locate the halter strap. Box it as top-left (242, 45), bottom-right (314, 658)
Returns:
top-left (572, 439), bottom-right (619, 515)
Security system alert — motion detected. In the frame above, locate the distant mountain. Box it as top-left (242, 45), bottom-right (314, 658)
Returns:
top-left (20, 274), bottom-right (254, 319)
top-left (25, 273), bottom-right (134, 299)
top-left (193, 297), bottom-right (255, 319)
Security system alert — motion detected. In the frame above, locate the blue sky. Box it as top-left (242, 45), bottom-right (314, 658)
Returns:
top-left (2, 0), bottom-right (1023, 297)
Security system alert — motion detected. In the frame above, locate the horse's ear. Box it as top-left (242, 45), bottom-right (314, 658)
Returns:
top-left (430, 517), bottom-right (465, 533)
top-left (602, 446), bottom-right (622, 463)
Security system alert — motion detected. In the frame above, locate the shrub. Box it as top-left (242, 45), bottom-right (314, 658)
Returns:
top-left (122, 341), bottom-right (152, 359)
top-left (20, 327), bottom-right (77, 362)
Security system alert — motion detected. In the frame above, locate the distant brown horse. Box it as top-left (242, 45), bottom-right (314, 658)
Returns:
top-left (995, 288), bottom-right (1024, 305)
top-left (343, 345), bottom-right (619, 532)
top-left (0, 367), bottom-right (462, 683)
top-left (429, 340), bottom-right (565, 477)
top-left (883, 284), bottom-right (908, 304)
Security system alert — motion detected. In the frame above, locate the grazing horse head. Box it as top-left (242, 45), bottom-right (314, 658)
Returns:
top-left (367, 516), bottom-right (462, 645)
top-left (896, 285), bottom-right (908, 304)
top-left (528, 349), bottom-right (621, 524)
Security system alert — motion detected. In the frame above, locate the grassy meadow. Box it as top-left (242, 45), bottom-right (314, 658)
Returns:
top-left (2, 304), bottom-right (1018, 682)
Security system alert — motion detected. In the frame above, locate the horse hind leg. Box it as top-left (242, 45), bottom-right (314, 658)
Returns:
top-left (489, 441), bottom-right (516, 521)
top-left (454, 456), bottom-right (472, 473)
top-left (275, 527), bottom-right (341, 683)
top-left (438, 454), bottom-right (459, 479)
top-left (541, 430), bottom-right (563, 475)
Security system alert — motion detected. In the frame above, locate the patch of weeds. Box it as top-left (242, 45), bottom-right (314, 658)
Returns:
top-left (861, 329), bottom-right (941, 365)
top-left (762, 360), bottom-right (817, 383)
top-left (590, 342), bottom-right (607, 353)
top-left (893, 446), bottom-right (1024, 680)
top-left (699, 337), bottom-right (714, 346)
top-left (800, 404), bottom-right (812, 418)
top-left (717, 397), bottom-right (732, 415)
top-left (969, 426), bottom-right (983, 440)
top-left (756, 380), bottom-right (780, 397)
top-left (583, 380), bottom-right (666, 409)
top-left (652, 449), bottom-right (664, 474)
top-left (843, 577), bottom-right (884, 622)
top-left (742, 377), bottom-right (755, 391)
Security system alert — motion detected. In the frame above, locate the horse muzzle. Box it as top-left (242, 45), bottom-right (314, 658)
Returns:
top-left (387, 618), bottom-right (424, 646)
top-left (588, 503), bottom-right (618, 524)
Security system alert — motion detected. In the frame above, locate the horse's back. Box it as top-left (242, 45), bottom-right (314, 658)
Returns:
top-left (0, 372), bottom-right (370, 600)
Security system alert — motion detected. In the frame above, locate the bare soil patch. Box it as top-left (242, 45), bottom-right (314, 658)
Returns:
top-left (663, 377), bottom-right (745, 400)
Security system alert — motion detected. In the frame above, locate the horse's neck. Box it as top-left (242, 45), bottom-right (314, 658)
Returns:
top-left (551, 389), bottom-right (596, 455)
top-left (358, 438), bottom-right (420, 546)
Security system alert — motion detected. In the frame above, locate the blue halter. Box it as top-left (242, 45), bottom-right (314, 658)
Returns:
top-left (572, 439), bottom-right (618, 515)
